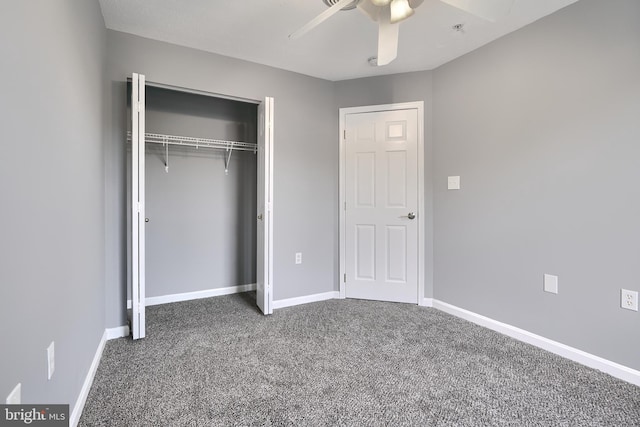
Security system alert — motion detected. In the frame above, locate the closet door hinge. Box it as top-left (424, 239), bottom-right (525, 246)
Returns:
top-left (136, 101), bottom-right (143, 112)
top-left (343, 130), bottom-right (346, 140)
top-left (344, 273), bottom-right (346, 283)
top-left (344, 202), bottom-right (346, 211)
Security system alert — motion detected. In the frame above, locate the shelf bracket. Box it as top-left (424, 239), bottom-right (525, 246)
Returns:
top-left (224, 143), bottom-right (233, 175)
top-left (164, 139), bottom-right (169, 173)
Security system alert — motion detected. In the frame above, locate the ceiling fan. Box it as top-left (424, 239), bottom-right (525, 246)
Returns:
top-left (289, 0), bottom-right (516, 66)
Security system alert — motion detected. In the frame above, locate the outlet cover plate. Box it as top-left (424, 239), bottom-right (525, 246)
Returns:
top-left (295, 252), bottom-right (302, 265)
top-left (47, 341), bottom-right (55, 380)
top-left (621, 289), bottom-right (638, 311)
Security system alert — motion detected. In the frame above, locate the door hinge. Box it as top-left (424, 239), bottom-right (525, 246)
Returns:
top-left (344, 273), bottom-right (346, 283)
top-left (343, 130), bottom-right (346, 140)
top-left (344, 202), bottom-right (346, 211)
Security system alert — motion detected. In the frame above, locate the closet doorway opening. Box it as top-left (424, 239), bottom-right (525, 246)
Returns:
top-left (129, 73), bottom-right (274, 339)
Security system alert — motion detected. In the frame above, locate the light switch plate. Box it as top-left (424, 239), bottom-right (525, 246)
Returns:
top-left (448, 176), bottom-right (461, 190)
top-left (544, 274), bottom-right (558, 294)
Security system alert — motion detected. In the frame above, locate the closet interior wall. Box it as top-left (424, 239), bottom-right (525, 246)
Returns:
top-left (127, 84), bottom-right (258, 301)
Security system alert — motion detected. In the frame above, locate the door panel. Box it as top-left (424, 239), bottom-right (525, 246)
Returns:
top-left (256, 97), bottom-right (274, 315)
top-left (356, 225), bottom-right (376, 280)
top-left (386, 151), bottom-right (407, 207)
top-left (386, 225), bottom-right (407, 282)
top-left (131, 73), bottom-right (146, 339)
top-left (345, 108), bottom-right (418, 303)
top-left (356, 152), bottom-right (376, 207)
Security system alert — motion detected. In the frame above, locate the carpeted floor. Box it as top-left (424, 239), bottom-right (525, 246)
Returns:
top-left (80, 293), bottom-right (640, 426)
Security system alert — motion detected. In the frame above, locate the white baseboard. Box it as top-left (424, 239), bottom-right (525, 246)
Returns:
top-left (273, 291), bottom-right (340, 309)
top-left (127, 283), bottom-right (257, 309)
top-left (70, 330), bottom-right (107, 427)
top-left (431, 299), bottom-right (640, 387)
top-left (420, 298), bottom-right (433, 307)
top-left (106, 325), bottom-right (130, 340)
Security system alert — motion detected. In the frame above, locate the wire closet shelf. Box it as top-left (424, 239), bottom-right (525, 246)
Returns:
top-left (128, 131), bottom-right (257, 174)
top-left (138, 132), bottom-right (257, 153)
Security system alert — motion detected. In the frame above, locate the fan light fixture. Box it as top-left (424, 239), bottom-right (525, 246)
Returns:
top-left (370, 0), bottom-right (392, 6)
top-left (390, 0), bottom-right (414, 23)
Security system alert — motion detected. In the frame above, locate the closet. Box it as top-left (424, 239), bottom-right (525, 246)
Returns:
top-left (129, 73), bottom-right (273, 339)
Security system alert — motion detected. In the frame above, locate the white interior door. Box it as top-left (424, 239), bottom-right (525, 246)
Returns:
top-left (131, 73), bottom-right (146, 339)
top-left (344, 108), bottom-right (419, 303)
top-left (256, 97), bottom-right (274, 315)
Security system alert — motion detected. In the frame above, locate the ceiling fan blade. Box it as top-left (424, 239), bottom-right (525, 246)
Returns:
top-left (408, 0), bottom-right (425, 8)
top-left (439, 0), bottom-right (515, 22)
top-left (289, 0), bottom-right (356, 39)
top-left (377, 6), bottom-right (399, 66)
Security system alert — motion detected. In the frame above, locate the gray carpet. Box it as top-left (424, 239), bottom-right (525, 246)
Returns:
top-left (80, 293), bottom-right (640, 426)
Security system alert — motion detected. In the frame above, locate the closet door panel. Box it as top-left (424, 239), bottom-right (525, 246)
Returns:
top-left (256, 97), bottom-right (274, 315)
top-left (131, 72), bottom-right (146, 339)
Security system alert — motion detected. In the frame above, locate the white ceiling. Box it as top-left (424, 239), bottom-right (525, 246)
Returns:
top-left (98, 0), bottom-right (579, 82)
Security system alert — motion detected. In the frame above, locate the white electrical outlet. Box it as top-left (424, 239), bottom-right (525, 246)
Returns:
top-left (47, 341), bottom-right (55, 380)
top-left (295, 252), bottom-right (302, 265)
top-left (621, 289), bottom-right (638, 311)
top-left (6, 383), bottom-right (21, 404)
top-left (543, 274), bottom-right (558, 294)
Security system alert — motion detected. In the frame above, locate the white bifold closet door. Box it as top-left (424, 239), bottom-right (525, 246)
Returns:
top-left (131, 73), bottom-right (146, 339)
top-left (257, 97), bottom-right (274, 315)
top-left (130, 72), bottom-right (275, 339)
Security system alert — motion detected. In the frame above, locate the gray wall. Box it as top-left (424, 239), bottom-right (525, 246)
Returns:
top-left (141, 87), bottom-right (257, 298)
top-left (433, 0), bottom-right (640, 370)
top-left (0, 0), bottom-right (107, 407)
top-left (335, 71), bottom-right (435, 299)
top-left (105, 31), bottom-right (338, 327)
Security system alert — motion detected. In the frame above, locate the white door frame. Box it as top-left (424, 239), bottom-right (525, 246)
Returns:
top-left (339, 101), bottom-right (425, 305)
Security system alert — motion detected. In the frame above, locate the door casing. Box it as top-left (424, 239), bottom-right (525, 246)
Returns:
top-left (339, 101), bottom-right (426, 305)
